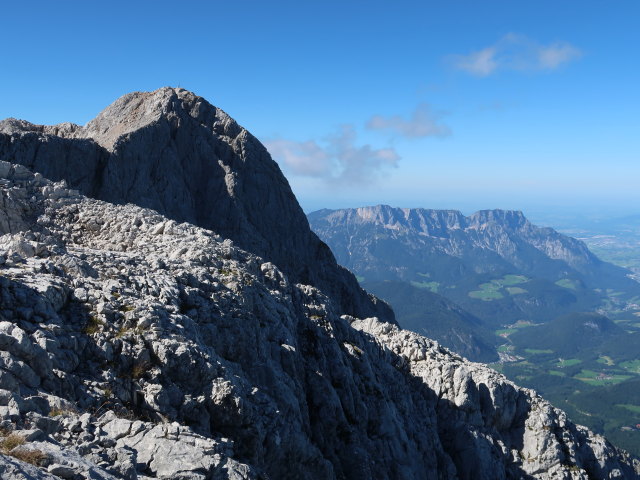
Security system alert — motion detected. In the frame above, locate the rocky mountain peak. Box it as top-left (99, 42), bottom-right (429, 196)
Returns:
top-left (0, 88), bottom-right (394, 323)
top-left (76, 87), bottom-right (236, 151)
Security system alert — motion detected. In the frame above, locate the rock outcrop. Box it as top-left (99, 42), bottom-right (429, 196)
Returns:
top-left (0, 159), bottom-right (637, 478)
top-left (0, 88), bottom-right (393, 324)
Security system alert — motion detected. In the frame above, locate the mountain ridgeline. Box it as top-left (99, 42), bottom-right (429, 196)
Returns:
top-left (308, 205), bottom-right (636, 291)
top-left (0, 89), bottom-right (638, 479)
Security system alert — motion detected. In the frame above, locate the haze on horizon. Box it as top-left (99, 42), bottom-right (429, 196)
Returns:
top-left (2, 1), bottom-right (638, 221)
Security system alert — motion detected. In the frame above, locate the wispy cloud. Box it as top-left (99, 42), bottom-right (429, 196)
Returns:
top-left (454, 47), bottom-right (499, 76)
top-left (366, 103), bottom-right (451, 138)
top-left (450, 34), bottom-right (582, 76)
top-left (265, 125), bottom-right (399, 185)
top-left (263, 139), bottom-right (332, 178)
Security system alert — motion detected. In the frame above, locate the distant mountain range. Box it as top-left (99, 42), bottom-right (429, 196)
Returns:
top-left (308, 205), bottom-right (637, 289)
top-left (308, 205), bottom-right (640, 355)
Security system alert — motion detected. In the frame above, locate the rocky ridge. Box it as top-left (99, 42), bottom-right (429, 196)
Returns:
top-left (0, 158), bottom-right (638, 478)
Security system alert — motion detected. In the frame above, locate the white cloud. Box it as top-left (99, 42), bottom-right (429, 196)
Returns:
top-left (450, 34), bottom-right (582, 76)
top-left (453, 47), bottom-right (499, 77)
top-left (265, 125), bottom-right (400, 185)
top-left (537, 42), bottom-right (582, 69)
top-left (366, 103), bottom-right (451, 138)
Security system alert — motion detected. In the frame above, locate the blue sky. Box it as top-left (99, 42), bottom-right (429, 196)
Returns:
top-left (2, 1), bottom-right (639, 217)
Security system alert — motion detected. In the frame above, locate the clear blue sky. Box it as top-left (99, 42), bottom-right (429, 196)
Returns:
top-left (2, 1), bottom-right (639, 217)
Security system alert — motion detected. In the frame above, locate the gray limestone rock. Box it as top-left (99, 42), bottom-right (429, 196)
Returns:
top-left (0, 454), bottom-right (58, 480)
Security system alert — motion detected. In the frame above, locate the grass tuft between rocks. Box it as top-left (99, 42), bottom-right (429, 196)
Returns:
top-left (10, 447), bottom-right (50, 466)
top-left (0, 432), bottom-right (26, 451)
top-left (0, 431), bottom-right (50, 466)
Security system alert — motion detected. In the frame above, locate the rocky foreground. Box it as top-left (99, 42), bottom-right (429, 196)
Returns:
top-left (0, 89), bottom-right (638, 479)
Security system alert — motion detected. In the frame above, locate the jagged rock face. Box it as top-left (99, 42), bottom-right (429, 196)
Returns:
top-left (1, 162), bottom-right (638, 479)
top-left (0, 88), bottom-right (393, 324)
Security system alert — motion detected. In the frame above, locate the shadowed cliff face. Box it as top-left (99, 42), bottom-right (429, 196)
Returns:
top-left (0, 88), bottom-right (394, 324)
